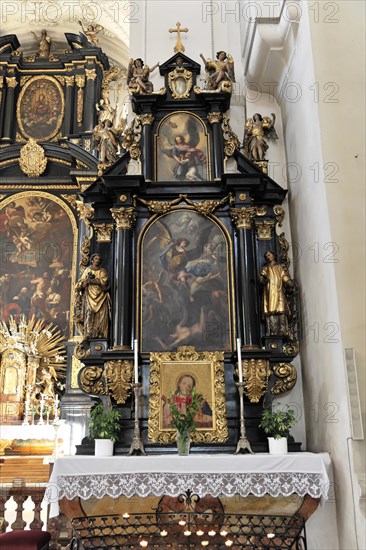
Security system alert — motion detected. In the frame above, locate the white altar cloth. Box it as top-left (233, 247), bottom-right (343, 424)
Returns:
top-left (46, 453), bottom-right (331, 517)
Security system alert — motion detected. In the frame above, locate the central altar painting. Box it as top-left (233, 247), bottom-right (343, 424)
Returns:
top-left (140, 209), bottom-right (233, 352)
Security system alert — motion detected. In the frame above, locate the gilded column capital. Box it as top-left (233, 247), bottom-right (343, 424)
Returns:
top-left (94, 223), bottom-right (114, 243)
top-left (140, 113), bottom-right (154, 125)
top-left (6, 77), bottom-right (18, 88)
top-left (111, 207), bottom-right (136, 230)
top-left (75, 75), bottom-right (85, 88)
top-left (85, 69), bottom-right (97, 81)
top-left (76, 201), bottom-right (94, 226)
top-left (255, 219), bottom-right (275, 240)
top-left (65, 76), bottom-right (75, 87)
top-left (207, 112), bottom-right (222, 124)
top-left (230, 206), bottom-right (256, 229)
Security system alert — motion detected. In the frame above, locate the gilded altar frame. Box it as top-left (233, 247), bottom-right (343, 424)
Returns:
top-left (148, 346), bottom-right (228, 444)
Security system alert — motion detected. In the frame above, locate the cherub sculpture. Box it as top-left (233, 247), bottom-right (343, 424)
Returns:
top-left (243, 113), bottom-right (278, 161)
top-left (78, 20), bottom-right (103, 46)
top-left (127, 58), bottom-right (160, 94)
top-left (30, 30), bottom-right (51, 58)
top-left (200, 51), bottom-right (235, 91)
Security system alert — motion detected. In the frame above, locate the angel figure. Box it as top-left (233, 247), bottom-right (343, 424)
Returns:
top-left (243, 113), bottom-right (278, 161)
top-left (78, 20), bottom-right (103, 46)
top-left (200, 51), bottom-right (235, 91)
top-left (127, 58), bottom-right (160, 94)
top-left (30, 30), bottom-right (51, 58)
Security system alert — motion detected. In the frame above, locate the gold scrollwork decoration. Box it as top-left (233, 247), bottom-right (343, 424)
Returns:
top-left (61, 194), bottom-right (77, 209)
top-left (274, 205), bottom-right (285, 227)
top-left (79, 366), bottom-right (107, 396)
top-left (255, 219), bottom-right (275, 240)
top-left (105, 360), bottom-right (133, 404)
top-left (76, 201), bottom-right (94, 226)
top-left (271, 363), bottom-right (297, 395)
top-left (94, 223), bottom-right (114, 242)
top-left (18, 139), bottom-right (47, 177)
top-left (122, 117), bottom-right (142, 160)
top-left (74, 342), bottom-right (91, 360)
top-left (168, 67), bottom-right (193, 99)
top-left (222, 115), bottom-right (240, 157)
top-left (71, 354), bottom-right (84, 389)
top-left (283, 342), bottom-right (299, 356)
top-left (241, 359), bottom-right (270, 403)
top-left (148, 346), bottom-right (228, 444)
top-left (278, 231), bottom-right (290, 269)
top-left (136, 195), bottom-right (182, 214)
top-left (111, 207), bottom-right (136, 230)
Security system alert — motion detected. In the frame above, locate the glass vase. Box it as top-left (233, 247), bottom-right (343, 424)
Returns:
top-left (176, 431), bottom-right (191, 456)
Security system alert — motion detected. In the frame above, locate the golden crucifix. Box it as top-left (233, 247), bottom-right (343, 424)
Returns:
top-left (169, 21), bottom-right (188, 53)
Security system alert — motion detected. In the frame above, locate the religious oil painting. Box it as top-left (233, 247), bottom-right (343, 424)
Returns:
top-left (148, 347), bottom-right (228, 444)
top-left (16, 76), bottom-right (64, 141)
top-left (140, 209), bottom-right (232, 353)
top-left (0, 193), bottom-right (76, 337)
top-left (156, 112), bottom-right (210, 181)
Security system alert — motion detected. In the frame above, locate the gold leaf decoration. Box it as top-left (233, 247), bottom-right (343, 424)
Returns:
top-left (105, 360), bottom-right (133, 404)
top-left (19, 139), bottom-right (47, 177)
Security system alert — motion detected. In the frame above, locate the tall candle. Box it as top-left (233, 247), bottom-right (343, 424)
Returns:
top-left (134, 339), bottom-right (139, 383)
top-left (237, 338), bottom-right (243, 383)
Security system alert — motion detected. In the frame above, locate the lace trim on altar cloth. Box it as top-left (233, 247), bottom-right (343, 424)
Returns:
top-left (45, 472), bottom-right (330, 503)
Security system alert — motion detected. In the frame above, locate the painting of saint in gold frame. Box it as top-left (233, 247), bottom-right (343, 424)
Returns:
top-left (155, 112), bottom-right (210, 181)
top-left (16, 75), bottom-right (64, 141)
top-left (139, 209), bottom-right (233, 353)
top-left (148, 346), bottom-right (228, 444)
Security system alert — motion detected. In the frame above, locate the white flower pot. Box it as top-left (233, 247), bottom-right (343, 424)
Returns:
top-left (268, 437), bottom-right (288, 454)
top-left (94, 438), bottom-right (114, 457)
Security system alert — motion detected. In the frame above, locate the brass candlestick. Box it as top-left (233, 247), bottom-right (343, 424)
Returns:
top-left (128, 383), bottom-right (146, 456)
top-left (235, 382), bottom-right (254, 454)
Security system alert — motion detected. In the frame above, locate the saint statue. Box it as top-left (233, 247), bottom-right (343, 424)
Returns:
top-left (93, 119), bottom-right (119, 166)
top-left (74, 254), bottom-right (111, 341)
top-left (259, 250), bottom-right (294, 337)
top-left (30, 30), bottom-right (51, 58)
top-left (78, 20), bottom-right (103, 45)
top-left (200, 51), bottom-right (235, 91)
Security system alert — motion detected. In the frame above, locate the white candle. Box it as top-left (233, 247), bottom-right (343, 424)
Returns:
top-left (134, 339), bottom-right (139, 383)
top-left (237, 338), bottom-right (243, 383)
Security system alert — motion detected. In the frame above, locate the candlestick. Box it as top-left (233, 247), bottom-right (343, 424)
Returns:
top-left (134, 339), bottom-right (139, 383)
top-left (234, 382), bottom-right (254, 454)
top-left (128, 383), bottom-right (146, 456)
top-left (236, 338), bottom-right (243, 383)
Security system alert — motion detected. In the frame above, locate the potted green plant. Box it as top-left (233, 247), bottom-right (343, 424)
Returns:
top-left (165, 387), bottom-right (204, 455)
top-left (88, 402), bottom-right (122, 456)
top-left (259, 404), bottom-right (296, 454)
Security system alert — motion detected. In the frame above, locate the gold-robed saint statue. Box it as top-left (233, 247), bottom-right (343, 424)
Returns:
top-left (30, 30), bottom-right (52, 58)
top-left (243, 113), bottom-right (278, 161)
top-left (75, 254), bottom-right (111, 341)
top-left (259, 250), bottom-right (295, 337)
top-left (199, 51), bottom-right (235, 91)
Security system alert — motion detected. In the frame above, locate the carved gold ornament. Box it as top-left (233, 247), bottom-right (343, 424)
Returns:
top-left (94, 223), bottom-right (114, 243)
top-left (255, 220), bottom-right (275, 240)
top-left (271, 363), bottom-right (297, 395)
top-left (222, 115), bottom-right (240, 157)
top-left (230, 206), bottom-right (256, 229)
top-left (207, 112), bottom-right (222, 125)
top-left (111, 207), bottom-right (136, 230)
top-left (168, 22), bottom-right (189, 53)
top-left (184, 195), bottom-right (230, 217)
top-left (283, 342), bottom-right (299, 356)
top-left (278, 231), bottom-right (290, 269)
top-left (122, 117), bottom-right (142, 160)
top-left (148, 346), bottom-right (228, 444)
top-left (79, 366), bottom-right (107, 395)
top-left (19, 139), bottom-right (47, 177)
top-left (240, 359), bottom-right (270, 403)
top-left (274, 205), bottom-right (285, 227)
top-left (140, 114), bottom-right (154, 125)
top-left (105, 360), bottom-right (133, 404)
top-left (76, 201), bottom-right (94, 225)
top-left (168, 66), bottom-right (193, 99)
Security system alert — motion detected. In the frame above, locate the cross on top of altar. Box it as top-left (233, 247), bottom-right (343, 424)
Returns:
top-left (169, 21), bottom-right (189, 53)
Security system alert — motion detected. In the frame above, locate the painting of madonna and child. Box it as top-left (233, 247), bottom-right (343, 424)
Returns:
top-left (156, 112), bottom-right (209, 182)
top-left (140, 210), bottom-right (232, 352)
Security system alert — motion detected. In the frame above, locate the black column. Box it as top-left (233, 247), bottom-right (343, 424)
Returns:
top-left (2, 77), bottom-right (18, 141)
top-left (111, 207), bottom-right (136, 349)
top-left (63, 76), bottom-right (75, 136)
top-left (141, 114), bottom-right (154, 181)
top-left (208, 112), bottom-right (224, 180)
top-left (232, 207), bottom-right (260, 347)
top-left (84, 69), bottom-right (97, 132)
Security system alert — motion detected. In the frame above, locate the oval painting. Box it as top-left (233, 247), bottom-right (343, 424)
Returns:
top-left (17, 76), bottom-right (64, 141)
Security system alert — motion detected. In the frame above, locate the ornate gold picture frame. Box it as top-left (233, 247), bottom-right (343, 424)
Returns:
top-left (148, 346), bottom-right (228, 444)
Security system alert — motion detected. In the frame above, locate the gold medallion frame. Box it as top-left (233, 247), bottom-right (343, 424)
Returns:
top-left (148, 346), bottom-right (228, 444)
